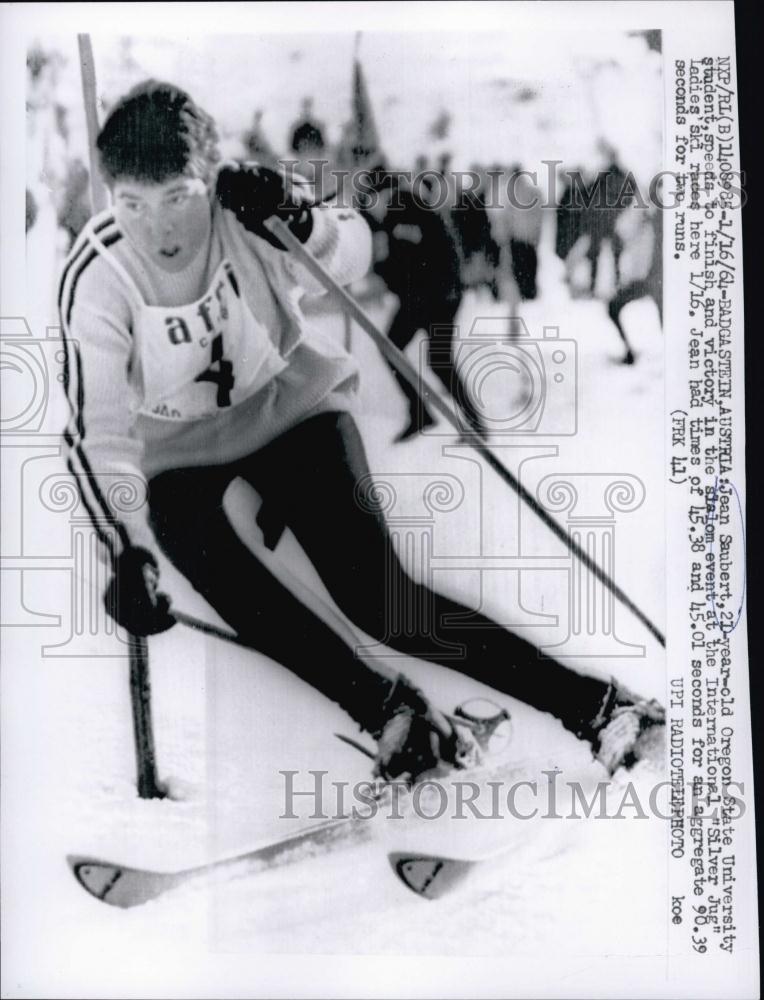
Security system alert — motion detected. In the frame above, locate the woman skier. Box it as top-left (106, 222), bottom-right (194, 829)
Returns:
top-left (60, 81), bottom-right (663, 785)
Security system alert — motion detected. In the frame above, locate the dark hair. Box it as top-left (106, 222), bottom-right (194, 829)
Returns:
top-left (96, 80), bottom-right (220, 186)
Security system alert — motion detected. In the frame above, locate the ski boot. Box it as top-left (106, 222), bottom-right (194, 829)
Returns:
top-left (451, 698), bottom-right (512, 758)
top-left (583, 679), bottom-right (665, 774)
top-left (372, 680), bottom-right (512, 785)
top-left (371, 674), bottom-right (474, 784)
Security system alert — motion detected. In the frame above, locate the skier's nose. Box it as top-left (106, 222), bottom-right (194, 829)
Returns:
top-left (150, 210), bottom-right (176, 240)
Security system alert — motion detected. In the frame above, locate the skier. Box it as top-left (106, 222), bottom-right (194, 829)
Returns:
top-left (61, 81), bottom-right (663, 787)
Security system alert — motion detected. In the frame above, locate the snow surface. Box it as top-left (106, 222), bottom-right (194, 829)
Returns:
top-left (6, 211), bottom-right (669, 989)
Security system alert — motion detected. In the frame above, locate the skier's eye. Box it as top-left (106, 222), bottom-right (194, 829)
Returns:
top-left (122, 201), bottom-right (144, 216)
top-left (167, 193), bottom-right (189, 208)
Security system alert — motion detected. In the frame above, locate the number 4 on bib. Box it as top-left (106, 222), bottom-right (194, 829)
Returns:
top-left (195, 333), bottom-right (235, 407)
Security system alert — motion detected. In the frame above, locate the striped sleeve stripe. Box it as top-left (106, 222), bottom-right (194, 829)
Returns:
top-left (65, 330), bottom-right (127, 539)
top-left (64, 232), bottom-right (124, 328)
top-left (64, 454), bottom-right (118, 560)
top-left (59, 222), bottom-right (121, 444)
top-left (57, 215), bottom-right (117, 313)
top-left (58, 217), bottom-right (119, 426)
top-left (58, 221), bottom-right (132, 557)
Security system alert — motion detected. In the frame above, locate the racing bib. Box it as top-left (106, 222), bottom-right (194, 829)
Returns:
top-left (134, 258), bottom-right (287, 421)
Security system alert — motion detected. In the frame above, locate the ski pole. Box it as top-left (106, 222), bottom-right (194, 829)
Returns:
top-left (173, 610), bottom-right (242, 645)
top-left (128, 634), bottom-right (167, 799)
top-left (77, 33), bottom-right (166, 799)
top-left (265, 217), bottom-right (666, 649)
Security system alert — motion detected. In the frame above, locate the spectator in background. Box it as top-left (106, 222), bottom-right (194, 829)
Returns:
top-left (290, 98), bottom-right (326, 155)
top-left (411, 152), bottom-right (437, 206)
top-left (606, 201), bottom-right (662, 364)
top-left (413, 153), bottom-right (430, 179)
top-left (362, 173), bottom-right (485, 442)
top-left (25, 188), bottom-right (38, 233)
top-left (288, 98), bottom-right (328, 199)
top-left (555, 165), bottom-right (585, 265)
top-left (448, 162), bottom-right (499, 296)
top-left (56, 157), bottom-right (91, 250)
top-left (485, 164), bottom-right (542, 335)
top-left (582, 141), bottom-right (629, 294)
top-left (242, 109), bottom-right (279, 168)
top-left (505, 164), bottom-right (542, 301)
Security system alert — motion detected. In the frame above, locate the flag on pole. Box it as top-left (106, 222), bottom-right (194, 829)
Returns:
top-left (337, 34), bottom-right (384, 168)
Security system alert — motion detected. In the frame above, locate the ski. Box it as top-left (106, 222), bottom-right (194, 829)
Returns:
top-left (388, 840), bottom-right (523, 900)
top-left (388, 742), bottom-right (667, 901)
top-left (68, 701), bottom-right (523, 907)
top-left (68, 814), bottom-right (369, 908)
top-left (388, 851), bottom-right (481, 900)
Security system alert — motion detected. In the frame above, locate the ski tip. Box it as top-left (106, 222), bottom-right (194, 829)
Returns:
top-left (67, 855), bottom-right (128, 905)
top-left (388, 852), bottom-right (475, 901)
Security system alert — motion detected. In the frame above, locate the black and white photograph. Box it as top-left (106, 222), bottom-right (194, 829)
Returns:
top-left (1, 2), bottom-right (756, 997)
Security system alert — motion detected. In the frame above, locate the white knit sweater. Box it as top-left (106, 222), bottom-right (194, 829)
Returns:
top-left (58, 197), bottom-right (372, 559)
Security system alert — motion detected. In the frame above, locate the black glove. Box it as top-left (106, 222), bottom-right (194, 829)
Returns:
top-left (215, 162), bottom-right (314, 250)
top-left (104, 547), bottom-right (176, 637)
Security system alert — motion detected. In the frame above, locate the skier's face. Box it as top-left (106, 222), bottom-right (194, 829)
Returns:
top-left (113, 176), bottom-right (212, 272)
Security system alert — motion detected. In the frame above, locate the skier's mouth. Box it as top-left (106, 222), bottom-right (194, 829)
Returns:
top-left (159, 246), bottom-right (181, 258)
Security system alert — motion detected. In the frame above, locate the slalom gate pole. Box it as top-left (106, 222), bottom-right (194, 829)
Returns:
top-left (267, 217), bottom-right (665, 649)
top-left (76, 35), bottom-right (109, 214)
top-left (77, 34), bottom-right (166, 798)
